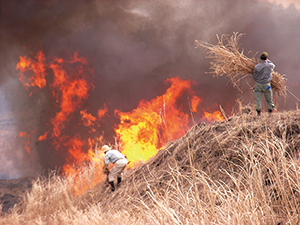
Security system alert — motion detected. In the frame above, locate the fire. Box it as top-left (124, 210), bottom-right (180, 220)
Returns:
top-left (62, 137), bottom-right (106, 196)
top-left (19, 128), bottom-right (37, 153)
top-left (16, 51), bottom-right (47, 88)
top-left (80, 105), bottom-right (108, 133)
top-left (202, 111), bottom-right (225, 122)
top-left (114, 77), bottom-right (201, 167)
top-left (16, 49), bottom-right (102, 196)
top-left (58, 134), bottom-right (108, 196)
top-left (38, 132), bottom-right (48, 141)
top-left (49, 54), bottom-right (90, 138)
top-left (97, 105), bottom-right (108, 119)
top-left (80, 110), bottom-right (97, 132)
top-left (16, 49), bottom-right (226, 196)
top-left (16, 50), bottom-right (93, 140)
top-left (190, 96), bottom-right (201, 112)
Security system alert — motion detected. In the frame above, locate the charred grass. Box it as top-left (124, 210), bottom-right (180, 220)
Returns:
top-left (1, 108), bottom-right (300, 224)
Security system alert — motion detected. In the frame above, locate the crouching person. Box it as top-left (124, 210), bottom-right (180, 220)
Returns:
top-left (101, 145), bottom-right (128, 192)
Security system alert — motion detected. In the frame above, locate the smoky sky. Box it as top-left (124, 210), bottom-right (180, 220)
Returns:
top-left (0, 0), bottom-right (299, 178)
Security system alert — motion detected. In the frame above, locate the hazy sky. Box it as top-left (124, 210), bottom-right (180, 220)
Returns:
top-left (267, 0), bottom-right (300, 8)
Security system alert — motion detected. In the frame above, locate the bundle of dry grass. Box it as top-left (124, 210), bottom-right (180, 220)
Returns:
top-left (195, 32), bottom-right (287, 97)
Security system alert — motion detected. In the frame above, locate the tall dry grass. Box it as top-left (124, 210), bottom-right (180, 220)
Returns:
top-left (1, 109), bottom-right (300, 224)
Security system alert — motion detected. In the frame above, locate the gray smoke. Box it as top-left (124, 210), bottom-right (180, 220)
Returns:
top-left (0, 0), bottom-right (299, 178)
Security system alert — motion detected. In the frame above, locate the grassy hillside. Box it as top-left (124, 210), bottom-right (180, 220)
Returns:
top-left (1, 107), bottom-right (300, 224)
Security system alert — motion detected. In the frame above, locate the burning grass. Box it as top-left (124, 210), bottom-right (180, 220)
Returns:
top-left (195, 32), bottom-right (287, 97)
top-left (1, 108), bottom-right (300, 224)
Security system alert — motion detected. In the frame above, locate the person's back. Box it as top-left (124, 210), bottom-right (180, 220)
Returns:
top-left (105, 149), bottom-right (125, 164)
top-left (101, 145), bottom-right (128, 192)
top-left (253, 59), bottom-right (275, 84)
top-left (252, 52), bottom-right (275, 115)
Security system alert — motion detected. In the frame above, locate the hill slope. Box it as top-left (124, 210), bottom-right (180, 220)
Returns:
top-left (1, 108), bottom-right (300, 224)
top-left (95, 108), bottom-right (300, 224)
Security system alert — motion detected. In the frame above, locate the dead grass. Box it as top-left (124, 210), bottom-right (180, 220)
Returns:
top-left (195, 32), bottom-right (287, 97)
top-left (1, 108), bottom-right (300, 224)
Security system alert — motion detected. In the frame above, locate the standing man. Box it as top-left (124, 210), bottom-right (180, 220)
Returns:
top-left (252, 52), bottom-right (275, 116)
top-left (101, 145), bottom-right (128, 192)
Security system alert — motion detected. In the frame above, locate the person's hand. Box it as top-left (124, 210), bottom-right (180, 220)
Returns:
top-left (103, 165), bottom-right (110, 175)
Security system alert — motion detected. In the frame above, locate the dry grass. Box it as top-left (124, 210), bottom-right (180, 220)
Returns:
top-left (195, 32), bottom-right (287, 97)
top-left (1, 108), bottom-right (300, 224)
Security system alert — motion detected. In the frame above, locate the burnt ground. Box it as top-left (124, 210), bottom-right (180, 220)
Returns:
top-left (0, 177), bottom-right (33, 215)
top-left (0, 117), bottom-right (34, 214)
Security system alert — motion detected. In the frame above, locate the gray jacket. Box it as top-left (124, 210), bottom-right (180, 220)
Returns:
top-left (252, 59), bottom-right (275, 84)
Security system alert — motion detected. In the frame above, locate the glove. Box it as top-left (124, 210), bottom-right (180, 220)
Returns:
top-left (103, 165), bottom-right (110, 175)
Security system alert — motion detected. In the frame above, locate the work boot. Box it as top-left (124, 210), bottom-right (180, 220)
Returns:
top-left (109, 181), bottom-right (115, 192)
top-left (256, 110), bottom-right (261, 116)
top-left (268, 109), bottom-right (273, 113)
top-left (117, 177), bottom-right (122, 187)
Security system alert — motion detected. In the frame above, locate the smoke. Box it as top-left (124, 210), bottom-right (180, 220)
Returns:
top-left (264, 0), bottom-right (300, 9)
top-left (0, 0), bottom-right (299, 178)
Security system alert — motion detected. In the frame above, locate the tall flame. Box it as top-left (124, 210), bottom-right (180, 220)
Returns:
top-left (16, 49), bottom-right (93, 160)
top-left (49, 53), bottom-right (90, 138)
top-left (16, 51), bottom-right (47, 88)
top-left (16, 49), bottom-right (225, 195)
top-left (114, 77), bottom-right (200, 167)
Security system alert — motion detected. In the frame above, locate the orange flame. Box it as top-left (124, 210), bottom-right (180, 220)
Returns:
top-left (202, 111), bottom-right (225, 122)
top-left (16, 49), bottom-right (227, 196)
top-left (16, 49), bottom-right (106, 195)
top-left (38, 132), bottom-right (48, 141)
top-left (16, 51), bottom-right (47, 88)
top-left (97, 105), bottom-right (108, 119)
top-left (62, 137), bottom-right (106, 196)
top-left (19, 128), bottom-right (37, 153)
top-left (16, 50), bottom-right (92, 139)
top-left (190, 96), bottom-right (201, 112)
top-left (80, 110), bottom-right (97, 132)
top-left (49, 55), bottom-right (90, 137)
top-left (19, 132), bottom-right (32, 153)
top-left (114, 77), bottom-right (200, 167)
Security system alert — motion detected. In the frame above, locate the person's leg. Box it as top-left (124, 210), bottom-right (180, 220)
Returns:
top-left (113, 158), bottom-right (128, 187)
top-left (117, 177), bottom-right (122, 187)
top-left (264, 84), bottom-right (274, 112)
top-left (109, 181), bottom-right (115, 192)
top-left (254, 83), bottom-right (263, 115)
top-left (107, 168), bottom-right (116, 192)
top-left (108, 167), bottom-right (116, 183)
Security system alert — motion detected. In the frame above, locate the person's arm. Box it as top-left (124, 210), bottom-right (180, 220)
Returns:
top-left (103, 153), bottom-right (111, 174)
top-left (104, 152), bottom-right (111, 165)
top-left (267, 59), bottom-right (275, 69)
top-left (252, 66), bottom-right (258, 80)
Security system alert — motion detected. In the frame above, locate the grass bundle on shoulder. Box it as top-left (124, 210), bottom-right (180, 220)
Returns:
top-left (195, 32), bottom-right (286, 97)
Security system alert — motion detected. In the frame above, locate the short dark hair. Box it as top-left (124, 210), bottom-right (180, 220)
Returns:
top-left (260, 52), bottom-right (268, 60)
top-left (260, 55), bottom-right (267, 60)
